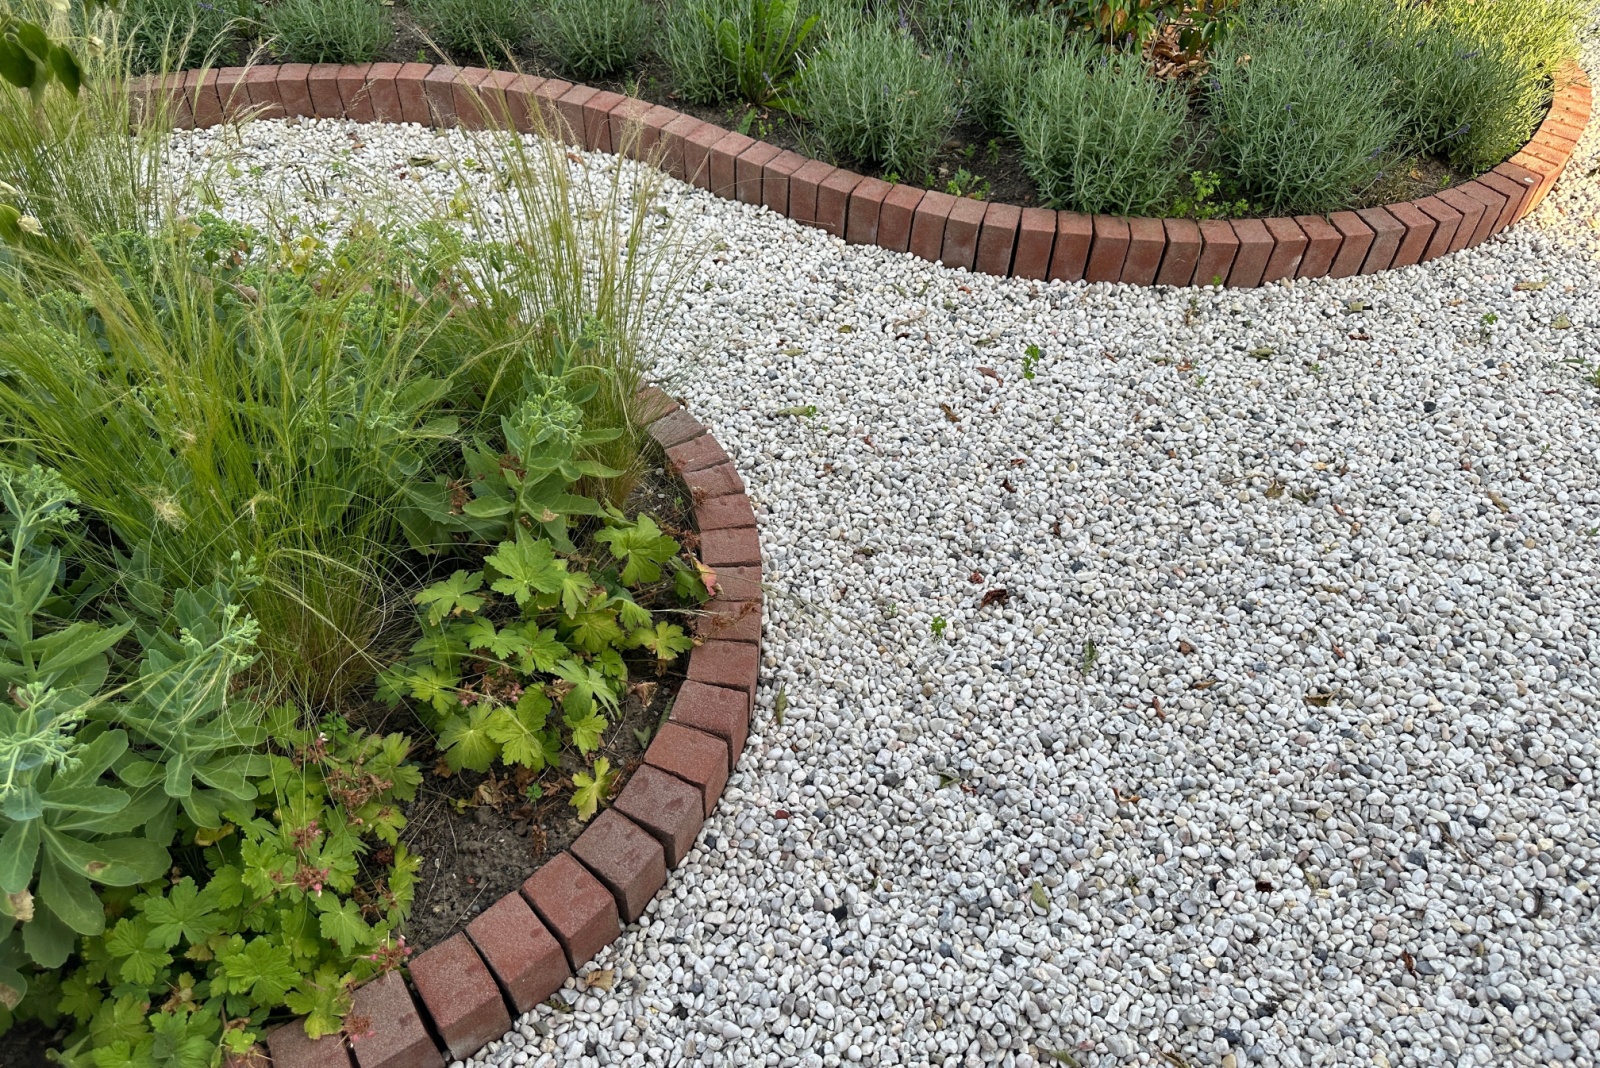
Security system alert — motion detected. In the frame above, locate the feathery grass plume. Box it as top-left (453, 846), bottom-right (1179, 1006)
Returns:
top-left (414, 79), bottom-right (698, 505)
top-left (0, 1), bottom-right (172, 253)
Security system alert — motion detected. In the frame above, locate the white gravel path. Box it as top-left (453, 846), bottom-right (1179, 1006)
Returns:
top-left (168, 37), bottom-right (1600, 1068)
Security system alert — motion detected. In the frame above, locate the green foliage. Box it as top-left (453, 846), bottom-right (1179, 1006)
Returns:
top-left (1204, 20), bottom-right (1401, 214)
top-left (1049, 0), bottom-right (1240, 54)
top-left (705, 0), bottom-right (821, 112)
top-left (1014, 46), bottom-right (1190, 215)
top-left (798, 15), bottom-right (958, 180)
top-left (0, 221), bottom-right (477, 707)
top-left (267, 0), bottom-right (393, 65)
top-left (122, 0), bottom-right (254, 75)
top-left (953, 0), bottom-right (1065, 136)
top-left (0, 9), bottom-right (87, 99)
top-left (51, 713), bottom-right (421, 1061)
top-left (532, 0), bottom-right (652, 80)
top-left (660, 0), bottom-right (743, 105)
top-left (410, 0), bottom-right (531, 60)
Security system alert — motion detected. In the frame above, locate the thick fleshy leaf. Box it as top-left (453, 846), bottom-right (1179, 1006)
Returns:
top-left (20, 899), bottom-right (73, 967)
top-left (39, 852), bottom-right (104, 936)
top-left (0, 821), bottom-right (39, 895)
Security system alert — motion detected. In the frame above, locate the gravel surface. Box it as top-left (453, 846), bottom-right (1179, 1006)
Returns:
top-left (167, 42), bottom-right (1600, 1068)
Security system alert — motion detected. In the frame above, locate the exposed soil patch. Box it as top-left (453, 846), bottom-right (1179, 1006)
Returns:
top-left (0, 1021), bottom-right (65, 1068)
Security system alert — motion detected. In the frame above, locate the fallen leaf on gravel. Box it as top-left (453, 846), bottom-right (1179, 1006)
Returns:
top-left (1342, 299), bottom-right (1369, 313)
top-left (1488, 491), bottom-right (1511, 512)
top-left (1178, 640), bottom-right (1195, 654)
top-left (1304, 692), bottom-right (1335, 707)
top-left (979, 587), bottom-right (1009, 607)
top-left (773, 404), bottom-right (817, 417)
top-left (581, 969), bottom-right (616, 991)
top-left (1514, 279), bottom-right (1548, 291)
top-left (968, 571), bottom-right (984, 584)
top-left (1552, 313), bottom-right (1573, 329)
top-left (940, 403), bottom-right (960, 423)
top-left (1030, 882), bottom-right (1050, 909)
top-left (1265, 480), bottom-right (1286, 499)
top-left (1191, 677), bottom-right (1218, 690)
top-left (1249, 346), bottom-right (1274, 360)
top-left (978, 366), bottom-right (1003, 384)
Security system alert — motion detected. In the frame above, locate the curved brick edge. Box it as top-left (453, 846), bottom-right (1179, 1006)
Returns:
top-left (135, 59), bottom-right (1589, 290)
top-left (211, 389), bottom-right (758, 1068)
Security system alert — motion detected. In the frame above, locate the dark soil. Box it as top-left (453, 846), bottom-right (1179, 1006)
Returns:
top-left (0, 1021), bottom-right (65, 1068)
top-left (393, 461), bottom-right (698, 948)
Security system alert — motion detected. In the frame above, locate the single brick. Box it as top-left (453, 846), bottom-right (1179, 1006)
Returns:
top-left (1509, 148), bottom-right (1562, 207)
top-left (687, 640), bottom-right (758, 703)
top-left (1259, 217), bottom-right (1307, 283)
top-left (634, 385), bottom-right (678, 423)
top-left (789, 160), bottom-right (835, 225)
top-left (878, 184), bottom-right (926, 254)
top-left (267, 1022), bottom-right (354, 1068)
top-left (244, 66), bottom-right (286, 120)
top-left (645, 722), bottom-right (731, 816)
top-left (555, 84), bottom-right (599, 144)
top-left (1293, 215), bottom-right (1341, 279)
top-left (762, 150), bottom-right (808, 217)
top-left (474, 69), bottom-right (524, 131)
top-left (1085, 216), bottom-right (1130, 283)
top-left (695, 492), bottom-right (757, 531)
top-left (700, 525), bottom-right (761, 568)
top-left (818, 169), bottom-right (865, 238)
top-left (683, 123), bottom-right (727, 189)
top-left (340, 63), bottom-right (390, 123)
top-left (466, 892), bottom-right (571, 1016)
top-left (847, 177), bottom-right (894, 245)
top-left (1156, 218), bottom-right (1201, 287)
top-left (736, 141), bottom-right (782, 206)
top-left (347, 972), bottom-right (443, 1068)
top-left (708, 131), bottom-right (757, 197)
top-left (667, 433), bottom-right (731, 474)
top-left (647, 408), bottom-right (704, 448)
top-left (682, 462), bottom-right (746, 502)
top-left (186, 68), bottom-right (223, 128)
top-left (1435, 187), bottom-right (1486, 253)
top-left (450, 68), bottom-right (496, 131)
top-left (1410, 196), bottom-right (1459, 262)
top-left (1049, 213), bottom-right (1093, 282)
top-left (1013, 208), bottom-right (1056, 280)
top-left (1120, 218), bottom-right (1165, 285)
top-left (306, 64), bottom-right (344, 118)
top-left (909, 189), bottom-right (957, 263)
top-left (1492, 161), bottom-right (1542, 223)
top-left (577, 89), bottom-right (625, 151)
top-left (636, 103), bottom-right (681, 161)
top-left (530, 77), bottom-right (575, 132)
top-left (975, 202), bottom-right (1022, 276)
top-left (1354, 207), bottom-right (1404, 273)
top-left (671, 681), bottom-right (749, 765)
top-left (693, 599), bottom-right (763, 645)
top-left (713, 565), bottom-right (762, 603)
top-left (657, 114), bottom-right (702, 181)
top-left (393, 63), bottom-right (434, 125)
top-left (276, 64), bottom-right (314, 118)
top-left (421, 66), bottom-right (461, 127)
top-left (409, 934), bottom-right (512, 1061)
top-left (521, 853), bottom-right (621, 970)
top-left (614, 764), bottom-right (705, 868)
top-left (1474, 171), bottom-right (1524, 234)
top-left (571, 810), bottom-right (668, 924)
top-left (214, 67), bottom-right (251, 121)
top-left (1193, 220), bottom-right (1238, 287)
top-left (941, 197), bottom-right (988, 271)
top-left (1385, 201), bottom-right (1435, 268)
top-left (1226, 219), bottom-right (1273, 288)
top-left (1326, 212), bottom-right (1373, 278)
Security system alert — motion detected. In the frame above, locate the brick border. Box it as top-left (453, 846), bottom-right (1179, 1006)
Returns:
top-left (139, 62), bottom-right (1588, 290)
top-left (241, 387), bottom-right (757, 1068)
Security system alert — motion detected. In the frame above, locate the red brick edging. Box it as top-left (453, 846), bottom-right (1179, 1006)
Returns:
top-left (136, 59), bottom-right (1591, 288)
top-left (244, 389), bottom-right (759, 1068)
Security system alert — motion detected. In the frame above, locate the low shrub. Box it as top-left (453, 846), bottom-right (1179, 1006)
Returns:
top-left (121, 0), bottom-right (254, 74)
top-left (711, 0), bottom-right (822, 111)
top-left (1205, 21), bottom-right (1400, 214)
top-left (266, 0), bottom-right (393, 65)
top-left (661, 0), bottom-right (744, 104)
top-left (798, 15), bottom-right (958, 180)
top-left (1013, 47), bottom-right (1190, 215)
top-left (410, 0), bottom-right (531, 60)
top-left (531, 0), bottom-right (652, 80)
top-left (959, 0), bottom-right (1067, 136)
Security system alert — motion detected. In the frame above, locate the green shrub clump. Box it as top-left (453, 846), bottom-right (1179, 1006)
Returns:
top-left (661, 0), bottom-right (744, 104)
top-left (950, 0), bottom-right (1065, 137)
top-left (1205, 21), bottom-right (1400, 214)
top-left (410, 0), bottom-right (531, 60)
top-left (798, 16), bottom-right (957, 181)
top-left (531, 0), bottom-right (653, 80)
top-left (1014, 48), bottom-right (1190, 215)
top-left (122, 0), bottom-right (253, 74)
top-left (267, 0), bottom-right (394, 65)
